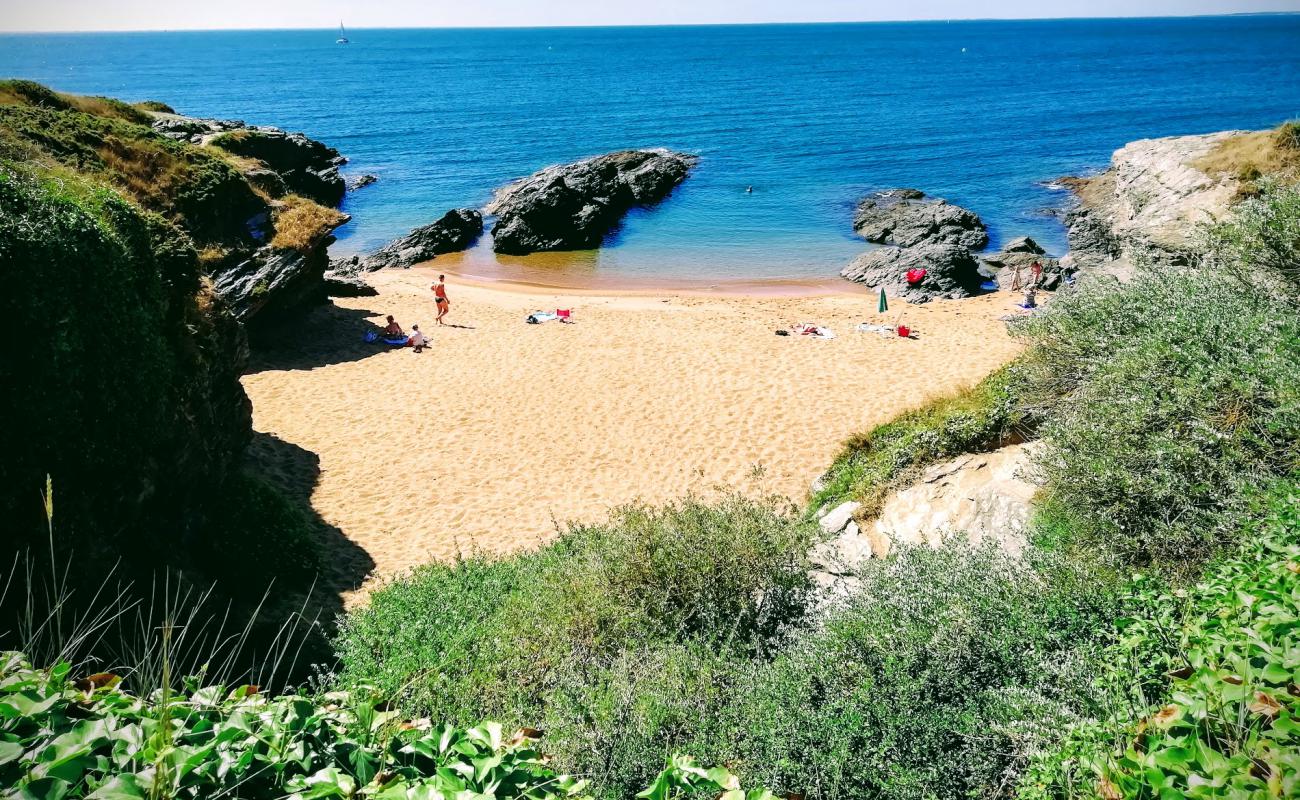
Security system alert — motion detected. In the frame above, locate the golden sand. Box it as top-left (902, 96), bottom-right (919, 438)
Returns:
top-left (242, 269), bottom-right (1025, 601)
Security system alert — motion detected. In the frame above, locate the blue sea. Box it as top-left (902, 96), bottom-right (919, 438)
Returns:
top-left (2, 16), bottom-right (1299, 284)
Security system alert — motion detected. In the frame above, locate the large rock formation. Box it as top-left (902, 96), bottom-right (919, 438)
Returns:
top-left (853, 189), bottom-right (989, 250)
top-left (343, 209), bottom-right (483, 272)
top-left (840, 241), bottom-right (985, 302)
top-left (488, 149), bottom-right (697, 254)
top-left (1060, 131), bottom-right (1248, 277)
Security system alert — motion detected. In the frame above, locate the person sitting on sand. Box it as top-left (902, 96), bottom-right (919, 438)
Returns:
top-left (409, 324), bottom-right (427, 353)
top-left (382, 315), bottom-right (404, 337)
top-left (432, 275), bottom-right (450, 325)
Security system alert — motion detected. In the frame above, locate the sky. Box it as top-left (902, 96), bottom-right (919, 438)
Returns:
top-left (1, 0), bottom-right (1298, 32)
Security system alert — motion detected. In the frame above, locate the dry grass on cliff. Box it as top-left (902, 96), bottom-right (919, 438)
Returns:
top-left (270, 194), bottom-right (347, 251)
top-left (1192, 122), bottom-right (1300, 191)
top-left (0, 79), bottom-right (151, 125)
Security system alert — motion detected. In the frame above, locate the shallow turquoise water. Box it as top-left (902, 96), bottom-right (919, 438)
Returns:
top-left (2, 16), bottom-right (1298, 282)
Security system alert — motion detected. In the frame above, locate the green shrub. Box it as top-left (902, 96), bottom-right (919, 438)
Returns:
top-left (1011, 268), bottom-right (1300, 568)
top-left (707, 538), bottom-right (1120, 800)
top-left (1022, 483), bottom-right (1300, 800)
top-left (334, 494), bottom-right (816, 797)
top-left (811, 366), bottom-right (1024, 514)
top-left (1203, 179), bottom-right (1300, 290)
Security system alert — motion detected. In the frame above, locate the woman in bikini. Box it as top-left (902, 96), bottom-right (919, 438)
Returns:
top-left (432, 275), bottom-right (450, 325)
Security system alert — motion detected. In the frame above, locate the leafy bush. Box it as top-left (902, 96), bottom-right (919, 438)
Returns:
top-left (811, 367), bottom-right (1024, 514)
top-left (1202, 179), bottom-right (1300, 290)
top-left (706, 538), bottom-right (1120, 800)
top-left (0, 79), bottom-right (152, 125)
top-left (0, 650), bottom-right (777, 800)
top-left (334, 494), bottom-right (816, 796)
top-left (1023, 483), bottom-right (1300, 800)
top-left (1011, 268), bottom-right (1300, 567)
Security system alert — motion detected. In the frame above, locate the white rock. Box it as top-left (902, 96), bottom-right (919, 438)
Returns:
top-left (818, 501), bottom-right (861, 534)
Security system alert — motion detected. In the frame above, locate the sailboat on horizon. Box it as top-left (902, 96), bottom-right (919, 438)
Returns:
top-left (336, 22), bottom-right (349, 44)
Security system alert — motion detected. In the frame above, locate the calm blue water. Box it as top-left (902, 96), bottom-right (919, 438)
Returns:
top-left (2, 17), bottom-right (1299, 283)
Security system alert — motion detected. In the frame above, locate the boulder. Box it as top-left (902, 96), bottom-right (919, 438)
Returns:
top-left (488, 149), bottom-right (698, 254)
top-left (323, 270), bottom-right (378, 297)
top-left (348, 173), bottom-right (378, 191)
top-left (868, 444), bottom-right (1041, 558)
top-left (841, 242), bottom-right (985, 302)
top-left (980, 236), bottom-right (1074, 291)
top-left (818, 501), bottom-right (861, 534)
top-left (853, 189), bottom-right (988, 250)
top-left (350, 209), bottom-right (483, 271)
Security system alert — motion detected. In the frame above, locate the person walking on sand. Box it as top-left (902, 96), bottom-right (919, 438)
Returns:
top-left (432, 274), bottom-right (450, 325)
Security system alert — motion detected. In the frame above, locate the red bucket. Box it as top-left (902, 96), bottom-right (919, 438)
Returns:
top-left (897, 325), bottom-right (911, 338)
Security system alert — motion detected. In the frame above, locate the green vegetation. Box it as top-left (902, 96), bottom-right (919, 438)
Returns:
top-left (0, 101), bottom-right (263, 245)
top-left (1010, 265), bottom-right (1300, 568)
top-left (1203, 180), bottom-right (1300, 291)
top-left (810, 366), bottom-right (1024, 513)
top-left (0, 79), bottom-right (153, 125)
top-left (330, 149), bottom-right (1300, 800)
top-left (1024, 486), bottom-right (1300, 800)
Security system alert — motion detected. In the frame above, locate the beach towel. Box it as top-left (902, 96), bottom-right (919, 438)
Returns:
top-left (856, 322), bottom-right (896, 339)
top-left (381, 335), bottom-right (409, 346)
top-left (793, 323), bottom-right (836, 339)
top-left (527, 311), bottom-right (559, 324)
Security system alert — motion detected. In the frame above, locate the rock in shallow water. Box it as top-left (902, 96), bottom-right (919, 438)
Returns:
top-left (853, 189), bottom-right (989, 250)
top-left (840, 241), bottom-right (985, 302)
top-left (349, 209), bottom-right (483, 271)
top-left (487, 149), bottom-right (698, 254)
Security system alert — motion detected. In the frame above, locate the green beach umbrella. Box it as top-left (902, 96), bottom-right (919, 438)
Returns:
top-left (877, 288), bottom-right (888, 314)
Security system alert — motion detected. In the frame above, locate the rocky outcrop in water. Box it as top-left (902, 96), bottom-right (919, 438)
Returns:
top-left (840, 241), bottom-right (985, 302)
top-left (487, 149), bottom-right (698, 254)
top-left (342, 209), bottom-right (484, 272)
top-left (348, 174), bottom-right (379, 191)
top-left (1060, 131), bottom-right (1247, 278)
top-left (853, 189), bottom-right (989, 250)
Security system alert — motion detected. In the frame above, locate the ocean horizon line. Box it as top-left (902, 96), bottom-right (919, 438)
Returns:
top-left (3, 11), bottom-right (1298, 36)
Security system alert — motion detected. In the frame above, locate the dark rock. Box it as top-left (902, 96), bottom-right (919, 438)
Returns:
top-left (351, 209), bottom-right (483, 271)
top-left (488, 149), bottom-right (697, 254)
top-left (347, 174), bottom-right (379, 191)
top-left (211, 128), bottom-right (347, 206)
top-left (211, 239), bottom-right (337, 322)
top-left (853, 190), bottom-right (989, 250)
top-left (323, 270), bottom-right (378, 297)
top-left (981, 236), bottom-right (1074, 291)
top-left (840, 242), bottom-right (985, 302)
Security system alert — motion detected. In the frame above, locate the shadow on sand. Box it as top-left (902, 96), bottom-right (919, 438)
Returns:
top-left (246, 302), bottom-right (407, 374)
top-left (243, 431), bottom-right (376, 672)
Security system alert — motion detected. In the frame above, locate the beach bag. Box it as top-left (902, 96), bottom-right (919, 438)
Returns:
top-left (363, 330), bottom-right (379, 343)
top-left (897, 324), bottom-right (911, 338)
top-left (905, 268), bottom-right (927, 285)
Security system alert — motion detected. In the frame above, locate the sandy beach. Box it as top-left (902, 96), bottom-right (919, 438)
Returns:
top-left (242, 269), bottom-right (1026, 601)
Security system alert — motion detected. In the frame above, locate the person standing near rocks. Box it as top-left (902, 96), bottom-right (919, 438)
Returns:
top-left (432, 274), bottom-right (450, 325)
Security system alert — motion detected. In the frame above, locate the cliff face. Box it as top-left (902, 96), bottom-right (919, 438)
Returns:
top-left (1063, 131), bottom-right (1248, 276)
